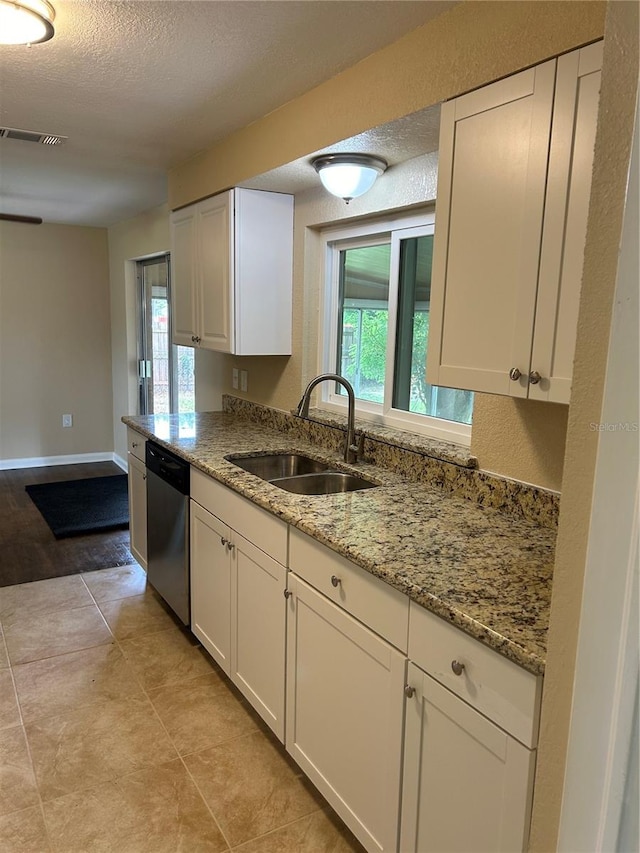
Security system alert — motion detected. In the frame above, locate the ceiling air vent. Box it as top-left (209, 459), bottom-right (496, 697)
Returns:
top-left (0, 127), bottom-right (67, 145)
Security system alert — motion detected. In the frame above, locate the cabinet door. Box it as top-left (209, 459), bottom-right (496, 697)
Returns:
top-left (400, 663), bottom-right (535, 853)
top-left (234, 188), bottom-right (293, 356)
top-left (231, 533), bottom-right (287, 741)
top-left (530, 42), bottom-right (602, 403)
top-left (170, 205), bottom-right (199, 346)
top-left (286, 574), bottom-right (406, 853)
top-left (190, 501), bottom-right (231, 675)
top-left (198, 191), bottom-right (234, 353)
top-left (127, 453), bottom-right (147, 569)
top-left (427, 60), bottom-right (556, 396)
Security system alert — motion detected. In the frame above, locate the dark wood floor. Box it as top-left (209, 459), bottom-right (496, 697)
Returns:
top-left (0, 462), bottom-right (135, 588)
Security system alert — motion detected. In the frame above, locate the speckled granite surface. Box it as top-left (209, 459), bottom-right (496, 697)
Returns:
top-left (222, 396), bottom-right (559, 529)
top-left (123, 410), bottom-right (554, 675)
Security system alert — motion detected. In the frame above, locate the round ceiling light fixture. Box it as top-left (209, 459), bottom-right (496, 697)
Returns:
top-left (0, 0), bottom-right (55, 45)
top-left (311, 153), bottom-right (388, 204)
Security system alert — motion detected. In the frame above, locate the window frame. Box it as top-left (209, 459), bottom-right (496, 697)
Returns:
top-left (318, 210), bottom-right (472, 446)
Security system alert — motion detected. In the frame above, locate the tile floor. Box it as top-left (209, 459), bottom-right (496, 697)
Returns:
top-left (0, 563), bottom-right (365, 852)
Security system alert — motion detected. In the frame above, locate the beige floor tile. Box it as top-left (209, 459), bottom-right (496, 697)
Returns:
top-left (0, 575), bottom-right (94, 628)
top-left (82, 563), bottom-right (147, 603)
top-left (25, 695), bottom-right (178, 802)
top-left (0, 669), bottom-right (21, 730)
top-left (184, 731), bottom-right (321, 847)
top-left (43, 762), bottom-right (228, 853)
top-left (119, 625), bottom-right (215, 689)
top-left (149, 672), bottom-right (259, 755)
top-left (0, 805), bottom-right (52, 853)
top-left (98, 589), bottom-right (176, 640)
top-left (3, 604), bottom-right (113, 666)
top-left (13, 643), bottom-right (145, 723)
top-left (231, 809), bottom-right (366, 853)
top-left (0, 726), bottom-right (39, 818)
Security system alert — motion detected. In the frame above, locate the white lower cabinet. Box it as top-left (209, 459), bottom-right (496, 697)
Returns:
top-left (285, 572), bottom-right (406, 853)
top-left (188, 472), bottom-right (541, 853)
top-left (189, 477), bottom-right (288, 742)
top-left (127, 430), bottom-right (147, 569)
top-left (400, 662), bottom-right (536, 853)
top-left (190, 501), bottom-right (232, 674)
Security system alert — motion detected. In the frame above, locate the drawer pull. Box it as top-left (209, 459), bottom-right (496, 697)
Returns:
top-left (220, 536), bottom-right (228, 547)
top-left (132, 441), bottom-right (139, 448)
top-left (451, 660), bottom-right (465, 676)
top-left (283, 589), bottom-right (293, 600)
top-left (404, 685), bottom-right (416, 698)
top-left (330, 575), bottom-right (341, 588)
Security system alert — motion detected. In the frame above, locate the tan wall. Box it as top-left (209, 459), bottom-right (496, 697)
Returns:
top-left (107, 204), bottom-right (170, 461)
top-left (530, 2), bottom-right (639, 849)
top-left (0, 222), bottom-right (113, 460)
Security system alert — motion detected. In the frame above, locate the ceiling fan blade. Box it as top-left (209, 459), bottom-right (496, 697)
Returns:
top-left (0, 213), bottom-right (43, 224)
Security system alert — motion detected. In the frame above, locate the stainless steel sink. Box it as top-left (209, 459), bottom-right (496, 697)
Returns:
top-left (226, 453), bottom-right (378, 495)
top-left (226, 453), bottom-right (329, 480)
top-left (270, 471), bottom-right (378, 495)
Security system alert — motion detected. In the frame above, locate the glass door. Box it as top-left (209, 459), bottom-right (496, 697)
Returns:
top-left (137, 255), bottom-right (195, 414)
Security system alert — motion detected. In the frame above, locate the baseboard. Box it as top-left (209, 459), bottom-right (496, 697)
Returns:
top-left (112, 454), bottom-right (128, 472)
top-left (0, 452), bottom-right (119, 471)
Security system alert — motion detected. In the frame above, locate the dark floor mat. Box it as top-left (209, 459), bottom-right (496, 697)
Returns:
top-left (25, 474), bottom-right (129, 539)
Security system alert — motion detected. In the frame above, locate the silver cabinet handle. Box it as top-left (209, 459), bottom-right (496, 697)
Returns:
top-left (142, 474), bottom-right (146, 480)
top-left (220, 536), bottom-right (228, 547)
top-left (529, 370), bottom-right (541, 385)
top-left (191, 335), bottom-right (197, 343)
top-left (330, 575), bottom-right (341, 588)
top-left (132, 441), bottom-right (138, 447)
top-left (283, 589), bottom-right (292, 599)
top-left (226, 541), bottom-right (234, 553)
top-left (451, 660), bottom-right (465, 676)
top-left (509, 367), bottom-right (521, 381)
top-left (404, 685), bottom-right (416, 698)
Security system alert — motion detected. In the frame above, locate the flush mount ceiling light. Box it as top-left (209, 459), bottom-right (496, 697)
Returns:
top-left (0, 0), bottom-right (55, 45)
top-left (312, 153), bottom-right (388, 204)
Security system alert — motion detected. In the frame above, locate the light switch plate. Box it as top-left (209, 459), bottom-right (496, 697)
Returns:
top-left (240, 370), bottom-right (248, 392)
top-left (232, 368), bottom-right (239, 390)
top-left (62, 414), bottom-right (73, 428)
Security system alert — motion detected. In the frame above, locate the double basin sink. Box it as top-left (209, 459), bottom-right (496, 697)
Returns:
top-left (226, 453), bottom-right (378, 495)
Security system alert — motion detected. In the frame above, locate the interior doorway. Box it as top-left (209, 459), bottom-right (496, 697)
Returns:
top-left (136, 255), bottom-right (195, 415)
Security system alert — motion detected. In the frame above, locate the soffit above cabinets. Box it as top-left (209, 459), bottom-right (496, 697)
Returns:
top-left (243, 105), bottom-right (442, 196)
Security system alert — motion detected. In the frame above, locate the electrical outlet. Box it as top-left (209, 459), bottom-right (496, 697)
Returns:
top-left (62, 414), bottom-right (73, 428)
top-left (232, 367), bottom-right (239, 390)
top-left (240, 370), bottom-right (248, 393)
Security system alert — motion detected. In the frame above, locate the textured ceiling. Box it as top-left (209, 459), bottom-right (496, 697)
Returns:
top-left (0, 0), bottom-right (454, 226)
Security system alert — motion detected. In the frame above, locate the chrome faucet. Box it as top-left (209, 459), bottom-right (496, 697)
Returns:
top-left (296, 373), bottom-right (361, 464)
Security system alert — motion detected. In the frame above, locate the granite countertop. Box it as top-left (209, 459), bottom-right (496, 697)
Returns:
top-left (123, 411), bottom-right (555, 676)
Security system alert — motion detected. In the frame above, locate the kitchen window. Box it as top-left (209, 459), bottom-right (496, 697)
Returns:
top-left (320, 213), bottom-right (473, 444)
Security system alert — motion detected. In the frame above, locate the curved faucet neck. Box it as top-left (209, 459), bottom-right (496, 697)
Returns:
top-left (296, 373), bottom-right (358, 463)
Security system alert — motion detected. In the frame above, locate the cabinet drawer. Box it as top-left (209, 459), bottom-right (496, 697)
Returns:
top-left (408, 602), bottom-right (541, 747)
top-left (191, 468), bottom-right (287, 565)
top-left (127, 428), bottom-right (146, 463)
top-left (289, 528), bottom-right (409, 652)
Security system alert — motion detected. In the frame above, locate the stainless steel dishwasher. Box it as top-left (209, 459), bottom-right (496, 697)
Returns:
top-left (145, 441), bottom-right (190, 625)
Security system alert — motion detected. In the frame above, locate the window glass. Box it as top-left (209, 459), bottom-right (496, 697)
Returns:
top-left (322, 213), bottom-right (473, 444)
top-left (337, 243), bottom-right (391, 404)
top-left (393, 235), bottom-right (472, 424)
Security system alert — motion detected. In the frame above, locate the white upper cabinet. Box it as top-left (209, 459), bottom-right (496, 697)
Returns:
top-left (170, 188), bottom-right (294, 355)
top-left (427, 42), bottom-right (602, 403)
